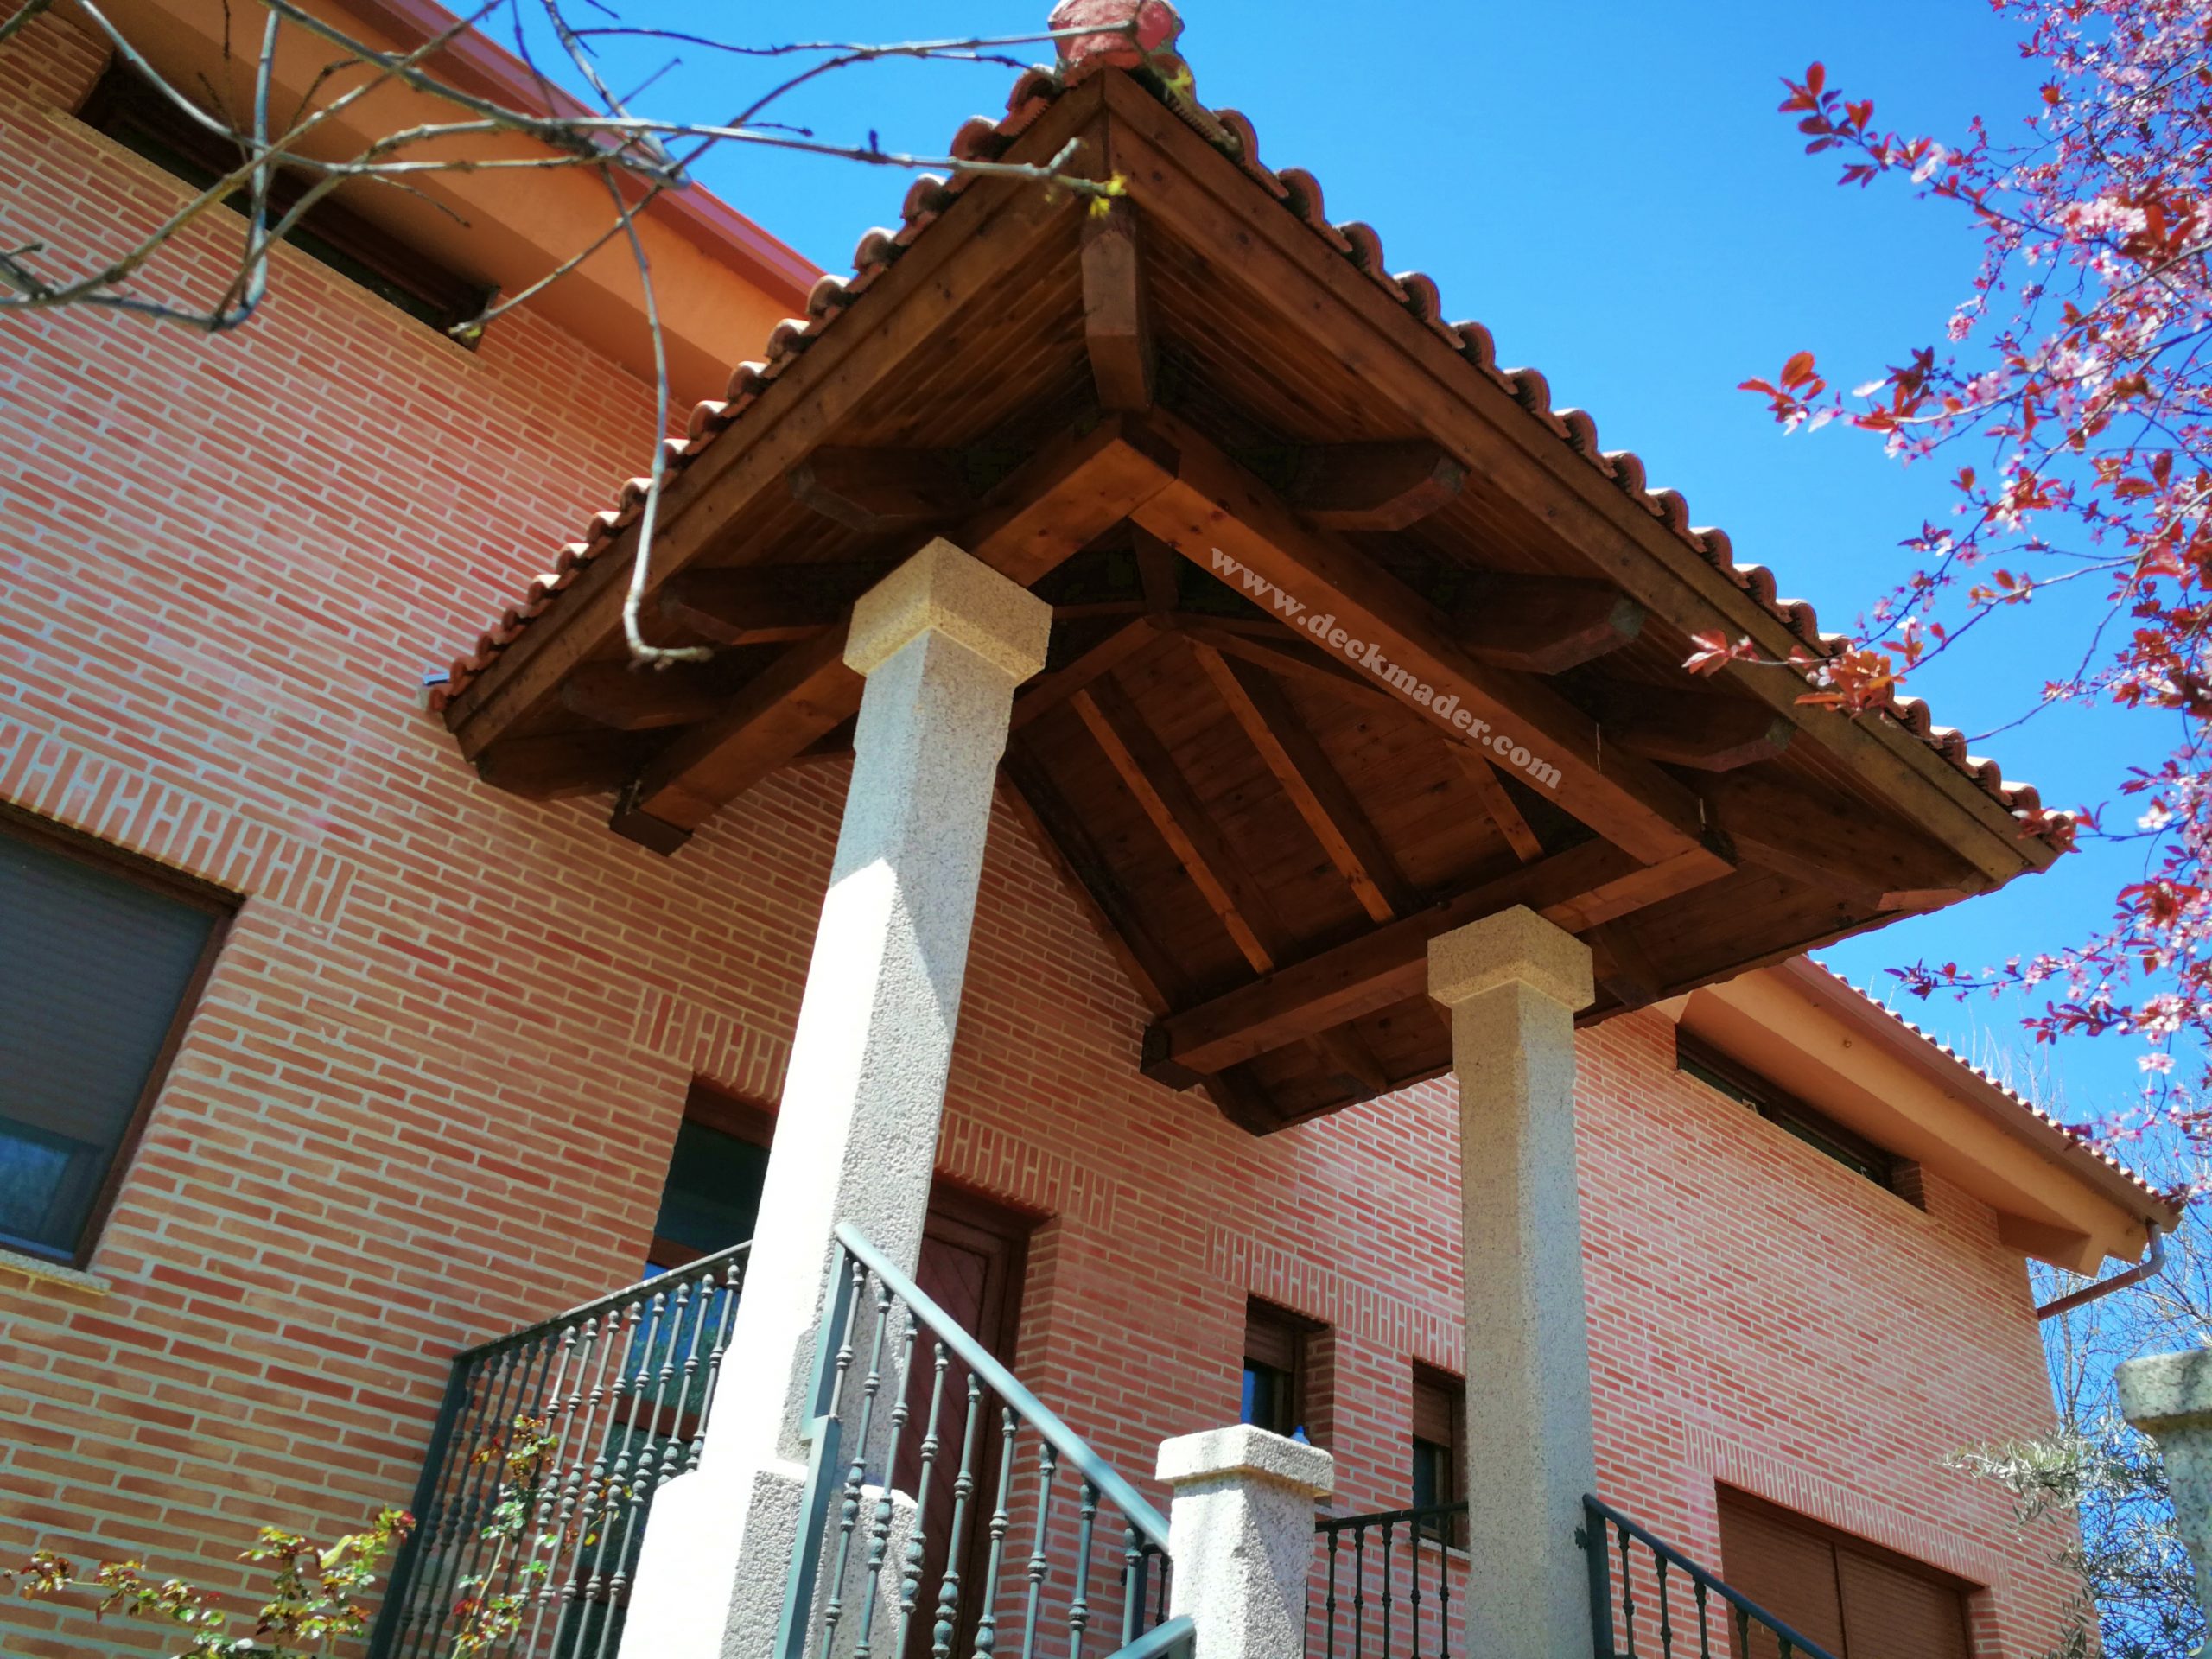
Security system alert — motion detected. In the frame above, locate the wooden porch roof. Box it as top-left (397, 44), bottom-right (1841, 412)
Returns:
top-left (435, 35), bottom-right (2064, 1135)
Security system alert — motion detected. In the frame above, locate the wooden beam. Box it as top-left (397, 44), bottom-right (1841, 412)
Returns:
top-left (1601, 687), bottom-right (1794, 772)
top-left (1704, 771), bottom-right (1989, 911)
top-left (1292, 441), bottom-right (1464, 531)
top-left (443, 79), bottom-right (1108, 760)
top-left (561, 658), bottom-right (752, 730)
top-left (1080, 199), bottom-right (1154, 412)
top-left (1012, 617), bottom-right (1161, 731)
top-left (613, 415), bottom-right (1179, 845)
top-left (1191, 642), bottom-right (1417, 923)
top-left (1589, 917), bottom-right (1665, 1011)
top-left (1001, 751), bottom-right (1185, 1013)
top-left (1165, 619), bottom-right (1405, 717)
top-left (785, 450), bottom-right (972, 534)
top-left (1072, 677), bottom-right (1290, 973)
top-left (1456, 575), bottom-right (1646, 675)
top-left (657, 564), bottom-right (887, 645)
top-left (474, 728), bottom-right (650, 799)
top-left (1309, 1025), bottom-right (1391, 1096)
top-left (1096, 71), bottom-right (2044, 886)
top-left (1448, 748), bottom-right (1543, 862)
top-left (1123, 407), bottom-right (1712, 865)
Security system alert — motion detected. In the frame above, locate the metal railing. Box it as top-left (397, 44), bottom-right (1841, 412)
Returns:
top-left (1310, 1500), bottom-right (1468, 1658)
top-left (1581, 1495), bottom-right (1841, 1659)
top-left (369, 1245), bottom-right (748, 1659)
top-left (779, 1221), bottom-right (1178, 1659)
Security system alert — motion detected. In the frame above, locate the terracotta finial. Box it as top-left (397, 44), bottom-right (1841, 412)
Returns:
top-left (1048, 0), bottom-right (1185, 82)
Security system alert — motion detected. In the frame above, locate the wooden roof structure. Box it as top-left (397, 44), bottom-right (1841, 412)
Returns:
top-left (436, 16), bottom-right (2065, 1135)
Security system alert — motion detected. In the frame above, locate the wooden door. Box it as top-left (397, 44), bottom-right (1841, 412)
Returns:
top-left (1717, 1490), bottom-right (1974, 1659)
top-left (893, 1182), bottom-right (1032, 1659)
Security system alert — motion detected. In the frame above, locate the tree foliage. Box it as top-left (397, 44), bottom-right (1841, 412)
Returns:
top-left (1726, 0), bottom-right (2212, 1142)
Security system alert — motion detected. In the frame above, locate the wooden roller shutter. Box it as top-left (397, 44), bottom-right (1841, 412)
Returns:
top-left (1716, 1490), bottom-right (1974, 1659)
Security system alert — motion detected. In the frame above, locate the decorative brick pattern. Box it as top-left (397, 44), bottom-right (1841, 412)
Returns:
top-left (0, 13), bottom-right (2078, 1658)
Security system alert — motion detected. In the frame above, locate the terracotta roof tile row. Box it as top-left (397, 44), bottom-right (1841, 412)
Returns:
top-left (435, 53), bottom-right (2060, 842)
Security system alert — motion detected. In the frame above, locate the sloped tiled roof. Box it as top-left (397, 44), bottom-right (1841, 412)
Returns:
top-left (434, 35), bottom-right (2058, 840)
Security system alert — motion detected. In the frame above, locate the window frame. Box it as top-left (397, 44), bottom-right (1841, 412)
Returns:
top-left (0, 804), bottom-right (236, 1268)
top-left (1675, 1030), bottom-right (1911, 1199)
top-left (74, 62), bottom-right (493, 340)
top-left (1241, 1298), bottom-right (1320, 1440)
top-left (646, 1082), bottom-right (777, 1270)
top-left (1409, 1361), bottom-right (1467, 1546)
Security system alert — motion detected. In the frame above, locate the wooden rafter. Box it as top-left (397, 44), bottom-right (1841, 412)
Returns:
top-left (1080, 199), bottom-right (1154, 412)
top-left (1190, 641), bottom-right (1416, 923)
top-left (1291, 441), bottom-right (1464, 532)
top-left (785, 448), bottom-right (973, 533)
top-left (1456, 575), bottom-right (1645, 675)
top-left (561, 658), bottom-right (753, 730)
top-left (1122, 406), bottom-right (1713, 865)
top-left (1705, 771), bottom-right (1989, 911)
top-left (1144, 836), bottom-right (1732, 1080)
top-left (1164, 619), bottom-right (1404, 716)
top-left (1601, 686), bottom-right (1794, 772)
top-left (1447, 748), bottom-right (1543, 863)
top-left (656, 563), bottom-right (887, 645)
top-left (1072, 676), bottom-right (1289, 973)
top-left (1011, 617), bottom-right (1160, 731)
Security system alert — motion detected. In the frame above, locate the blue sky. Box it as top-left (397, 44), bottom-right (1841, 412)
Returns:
top-left (575, 0), bottom-right (2162, 1128)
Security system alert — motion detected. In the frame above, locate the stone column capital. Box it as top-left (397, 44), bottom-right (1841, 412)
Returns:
top-left (1157, 1425), bottom-right (1334, 1500)
top-left (1427, 904), bottom-right (1594, 1011)
top-left (2119, 1348), bottom-right (2212, 1433)
top-left (845, 537), bottom-right (1052, 681)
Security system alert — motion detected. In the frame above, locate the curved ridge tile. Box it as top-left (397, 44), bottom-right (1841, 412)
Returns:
top-left (950, 115), bottom-right (1007, 162)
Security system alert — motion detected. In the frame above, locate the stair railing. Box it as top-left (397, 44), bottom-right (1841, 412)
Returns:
top-left (778, 1220), bottom-right (1178, 1659)
top-left (1580, 1494), bottom-right (1841, 1659)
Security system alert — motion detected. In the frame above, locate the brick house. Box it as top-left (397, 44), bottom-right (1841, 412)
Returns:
top-left (0, 2), bottom-right (2181, 1657)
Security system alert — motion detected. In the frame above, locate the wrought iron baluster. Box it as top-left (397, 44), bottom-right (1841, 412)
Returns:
top-left (404, 1343), bottom-right (523, 1659)
top-left (1019, 1443), bottom-right (1058, 1659)
top-left (1379, 1518), bottom-right (1394, 1657)
top-left (1693, 1580), bottom-right (1711, 1659)
top-left (1617, 1522), bottom-right (1637, 1659)
top-left (575, 1298), bottom-right (650, 1639)
top-left (854, 1315), bottom-right (918, 1659)
top-left (650, 1274), bottom-right (707, 1496)
top-left (1732, 1605), bottom-right (1750, 1659)
top-left (531, 1306), bottom-right (626, 1657)
top-left (893, 1341), bottom-right (952, 1659)
top-left (823, 1272), bottom-right (894, 1649)
top-left (434, 1336), bottom-right (556, 1659)
top-left (1407, 1517), bottom-right (1421, 1659)
top-left (1067, 1480), bottom-right (1100, 1659)
top-left (1435, 1512), bottom-right (1451, 1659)
top-left (688, 1254), bottom-right (747, 1471)
top-left (971, 1407), bottom-right (1020, 1657)
top-left (1656, 1555), bottom-right (1674, 1659)
top-left (931, 1372), bottom-right (987, 1659)
top-left (1324, 1528), bottom-right (1338, 1659)
top-left (1351, 1521), bottom-right (1366, 1658)
top-left (1119, 1528), bottom-right (1146, 1648)
top-left (589, 1287), bottom-right (673, 1659)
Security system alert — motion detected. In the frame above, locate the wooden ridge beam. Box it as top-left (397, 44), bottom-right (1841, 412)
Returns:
top-left (1081, 199), bottom-right (1154, 412)
top-left (1073, 675), bottom-right (1290, 973)
top-left (1292, 441), bottom-right (1464, 532)
top-left (1095, 71), bottom-right (2045, 886)
top-left (443, 78), bottom-right (1109, 760)
top-left (612, 414), bottom-right (1178, 848)
top-left (1457, 575), bottom-right (1645, 675)
top-left (1145, 836), bottom-right (1732, 1080)
top-left (1191, 641), bottom-right (1417, 923)
top-left (1122, 406), bottom-right (1713, 865)
top-left (656, 563), bottom-right (889, 645)
top-left (1601, 686), bottom-right (1794, 772)
top-left (785, 449), bottom-right (973, 533)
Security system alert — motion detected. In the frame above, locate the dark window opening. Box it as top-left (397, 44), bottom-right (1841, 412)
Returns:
top-left (0, 808), bottom-right (233, 1265)
top-left (648, 1085), bottom-right (773, 1269)
top-left (77, 63), bottom-right (493, 337)
top-left (1676, 1032), bottom-right (1910, 1200)
top-left (1410, 1363), bottom-right (1466, 1546)
top-left (1242, 1299), bottom-right (1320, 1440)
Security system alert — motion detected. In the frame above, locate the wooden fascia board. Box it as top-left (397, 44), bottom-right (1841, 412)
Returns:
top-left (1093, 72), bottom-right (2045, 887)
top-left (443, 78), bottom-right (1111, 760)
top-left (1122, 408), bottom-right (1713, 865)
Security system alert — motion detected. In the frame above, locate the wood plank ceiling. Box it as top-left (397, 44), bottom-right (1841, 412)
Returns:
top-left (438, 68), bottom-right (2063, 1134)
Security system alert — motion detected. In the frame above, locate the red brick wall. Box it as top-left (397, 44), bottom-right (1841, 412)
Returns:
top-left (0, 14), bottom-right (2075, 1656)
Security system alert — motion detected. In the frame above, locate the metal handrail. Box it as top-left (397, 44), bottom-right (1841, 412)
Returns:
top-left (1582, 1495), bottom-right (1841, 1659)
top-left (1103, 1613), bottom-right (1196, 1658)
top-left (1316, 1497), bottom-right (1467, 1537)
top-left (448, 1241), bottom-right (753, 1367)
top-left (833, 1221), bottom-right (1171, 1548)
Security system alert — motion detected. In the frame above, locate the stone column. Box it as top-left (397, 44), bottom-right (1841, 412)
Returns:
top-left (2118, 1348), bottom-right (2212, 1618)
top-left (1157, 1424), bottom-right (1333, 1659)
top-left (618, 537), bottom-right (1051, 1659)
top-left (1427, 905), bottom-right (1598, 1659)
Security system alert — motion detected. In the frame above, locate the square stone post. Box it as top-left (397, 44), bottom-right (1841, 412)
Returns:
top-left (617, 538), bottom-right (1051, 1659)
top-left (1428, 905), bottom-right (1598, 1659)
top-left (2118, 1349), bottom-right (2212, 1618)
top-left (1157, 1425), bottom-right (1333, 1659)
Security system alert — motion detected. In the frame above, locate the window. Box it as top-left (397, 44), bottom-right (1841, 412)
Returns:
top-left (1717, 1488), bottom-right (1974, 1659)
top-left (1676, 1032), bottom-right (1911, 1199)
top-left (1241, 1299), bottom-right (1319, 1439)
top-left (78, 64), bottom-right (492, 337)
top-left (649, 1084), bottom-right (774, 1268)
top-left (1409, 1363), bottom-right (1466, 1544)
top-left (0, 810), bottom-right (232, 1265)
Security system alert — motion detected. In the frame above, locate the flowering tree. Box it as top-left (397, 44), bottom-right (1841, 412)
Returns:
top-left (1731, 1), bottom-right (2212, 1144)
